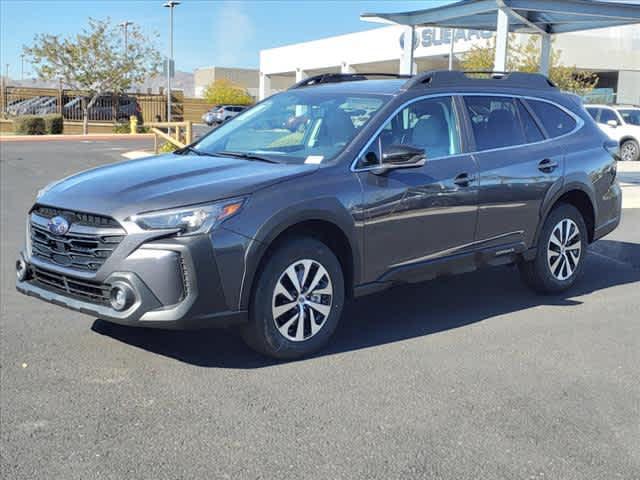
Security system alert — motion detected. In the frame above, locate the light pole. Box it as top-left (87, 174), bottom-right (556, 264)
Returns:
top-left (449, 29), bottom-right (456, 71)
top-left (119, 21), bottom-right (133, 58)
top-left (20, 54), bottom-right (25, 80)
top-left (163, 1), bottom-right (179, 122)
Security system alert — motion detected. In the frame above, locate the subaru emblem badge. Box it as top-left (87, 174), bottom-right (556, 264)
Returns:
top-left (48, 216), bottom-right (70, 236)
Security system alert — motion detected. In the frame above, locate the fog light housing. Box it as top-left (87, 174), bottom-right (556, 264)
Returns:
top-left (16, 258), bottom-right (28, 281)
top-left (109, 283), bottom-right (135, 311)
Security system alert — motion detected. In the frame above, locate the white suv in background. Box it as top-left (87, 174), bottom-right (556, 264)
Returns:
top-left (585, 104), bottom-right (640, 161)
top-left (201, 105), bottom-right (247, 126)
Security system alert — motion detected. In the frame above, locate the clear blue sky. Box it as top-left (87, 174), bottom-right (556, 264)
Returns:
top-left (0, 0), bottom-right (453, 78)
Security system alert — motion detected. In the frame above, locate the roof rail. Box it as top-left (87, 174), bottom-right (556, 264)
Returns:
top-left (402, 70), bottom-right (557, 90)
top-left (289, 72), bottom-right (412, 90)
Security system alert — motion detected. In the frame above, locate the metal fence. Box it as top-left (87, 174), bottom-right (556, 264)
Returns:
top-left (1, 86), bottom-right (169, 123)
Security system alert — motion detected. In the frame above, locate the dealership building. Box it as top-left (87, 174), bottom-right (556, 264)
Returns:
top-left (256, 23), bottom-right (640, 103)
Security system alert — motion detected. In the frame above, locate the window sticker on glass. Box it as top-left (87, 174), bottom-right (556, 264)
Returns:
top-left (305, 155), bottom-right (324, 164)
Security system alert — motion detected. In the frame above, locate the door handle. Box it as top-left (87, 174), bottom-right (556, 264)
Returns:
top-left (454, 172), bottom-right (475, 187)
top-left (538, 158), bottom-right (558, 173)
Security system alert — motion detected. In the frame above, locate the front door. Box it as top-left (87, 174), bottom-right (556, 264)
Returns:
top-left (355, 96), bottom-right (479, 282)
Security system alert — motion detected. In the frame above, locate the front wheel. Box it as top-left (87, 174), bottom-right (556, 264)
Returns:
top-left (241, 237), bottom-right (345, 359)
top-left (620, 139), bottom-right (639, 162)
top-left (519, 203), bottom-right (587, 294)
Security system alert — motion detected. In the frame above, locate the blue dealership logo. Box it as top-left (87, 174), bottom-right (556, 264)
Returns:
top-left (48, 216), bottom-right (70, 236)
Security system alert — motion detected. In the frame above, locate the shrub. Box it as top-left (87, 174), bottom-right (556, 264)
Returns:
top-left (113, 120), bottom-right (150, 134)
top-left (113, 122), bottom-right (130, 134)
top-left (43, 114), bottom-right (63, 134)
top-left (14, 115), bottom-right (46, 135)
top-left (159, 141), bottom-right (178, 153)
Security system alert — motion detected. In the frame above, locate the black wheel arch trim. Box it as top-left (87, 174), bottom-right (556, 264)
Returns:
top-left (534, 179), bottom-right (597, 247)
top-left (238, 198), bottom-right (362, 310)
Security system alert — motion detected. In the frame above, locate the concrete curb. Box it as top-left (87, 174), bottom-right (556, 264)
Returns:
top-left (0, 133), bottom-right (155, 143)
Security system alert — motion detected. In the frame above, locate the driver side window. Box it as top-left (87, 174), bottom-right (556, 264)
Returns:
top-left (359, 96), bottom-right (461, 168)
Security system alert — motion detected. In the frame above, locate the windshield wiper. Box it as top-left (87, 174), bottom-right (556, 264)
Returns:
top-left (215, 151), bottom-right (280, 164)
top-left (175, 145), bottom-right (216, 157)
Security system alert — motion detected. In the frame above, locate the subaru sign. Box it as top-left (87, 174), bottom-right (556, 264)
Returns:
top-left (400, 27), bottom-right (493, 50)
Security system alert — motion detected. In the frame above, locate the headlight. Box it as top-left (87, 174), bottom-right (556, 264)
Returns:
top-left (129, 198), bottom-right (245, 236)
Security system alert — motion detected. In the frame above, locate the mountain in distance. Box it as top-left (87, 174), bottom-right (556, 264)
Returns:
top-left (3, 71), bottom-right (195, 97)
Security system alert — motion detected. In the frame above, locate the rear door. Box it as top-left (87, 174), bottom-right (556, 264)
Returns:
top-left (463, 95), bottom-right (567, 249)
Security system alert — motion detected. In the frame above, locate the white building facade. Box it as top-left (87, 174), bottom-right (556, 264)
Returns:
top-left (259, 24), bottom-right (640, 103)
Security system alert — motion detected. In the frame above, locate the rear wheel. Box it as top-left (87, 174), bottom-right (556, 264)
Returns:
top-left (620, 139), bottom-right (639, 162)
top-left (519, 203), bottom-right (587, 294)
top-left (241, 237), bottom-right (345, 359)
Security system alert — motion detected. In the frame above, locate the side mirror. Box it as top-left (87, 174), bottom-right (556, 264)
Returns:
top-left (606, 119), bottom-right (619, 128)
top-left (372, 144), bottom-right (426, 174)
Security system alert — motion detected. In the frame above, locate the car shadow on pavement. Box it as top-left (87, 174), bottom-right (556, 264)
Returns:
top-left (91, 240), bottom-right (640, 369)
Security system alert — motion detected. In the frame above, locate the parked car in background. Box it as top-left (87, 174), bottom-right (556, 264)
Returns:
top-left (585, 104), bottom-right (640, 161)
top-left (202, 105), bottom-right (247, 126)
top-left (63, 94), bottom-right (143, 122)
top-left (7, 96), bottom-right (58, 116)
top-left (17, 71), bottom-right (622, 359)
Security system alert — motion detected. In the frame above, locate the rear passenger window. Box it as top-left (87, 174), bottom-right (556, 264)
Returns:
top-left (464, 96), bottom-right (525, 150)
top-left (527, 100), bottom-right (576, 137)
top-left (517, 100), bottom-right (545, 143)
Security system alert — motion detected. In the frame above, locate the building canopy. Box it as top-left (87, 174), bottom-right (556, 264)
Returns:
top-left (361, 0), bottom-right (640, 75)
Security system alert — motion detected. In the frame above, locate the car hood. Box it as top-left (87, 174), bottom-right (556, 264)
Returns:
top-left (37, 153), bottom-right (317, 220)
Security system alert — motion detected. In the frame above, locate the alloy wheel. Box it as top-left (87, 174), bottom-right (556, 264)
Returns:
top-left (621, 142), bottom-right (637, 162)
top-left (272, 259), bottom-right (333, 342)
top-left (547, 218), bottom-right (582, 281)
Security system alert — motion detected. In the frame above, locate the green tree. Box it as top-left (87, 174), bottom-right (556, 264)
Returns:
top-left (23, 18), bottom-right (161, 134)
top-left (203, 79), bottom-right (254, 106)
top-left (460, 35), bottom-right (598, 95)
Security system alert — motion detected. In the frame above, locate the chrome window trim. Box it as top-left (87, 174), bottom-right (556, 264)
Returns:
top-left (351, 92), bottom-right (585, 173)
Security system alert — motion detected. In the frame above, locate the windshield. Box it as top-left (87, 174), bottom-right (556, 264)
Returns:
top-left (193, 91), bottom-right (388, 164)
top-left (619, 109), bottom-right (640, 126)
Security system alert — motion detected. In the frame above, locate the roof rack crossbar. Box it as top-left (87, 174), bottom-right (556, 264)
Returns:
top-left (289, 72), bottom-right (412, 90)
top-left (402, 70), bottom-right (557, 90)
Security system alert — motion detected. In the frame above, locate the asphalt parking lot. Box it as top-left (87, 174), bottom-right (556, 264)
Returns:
top-left (1, 139), bottom-right (639, 480)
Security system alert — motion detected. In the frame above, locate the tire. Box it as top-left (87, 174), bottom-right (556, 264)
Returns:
top-left (519, 203), bottom-right (588, 294)
top-left (241, 236), bottom-right (345, 360)
top-left (620, 139), bottom-right (639, 162)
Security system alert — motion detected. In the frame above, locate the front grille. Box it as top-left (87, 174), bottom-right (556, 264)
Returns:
top-left (32, 205), bottom-right (120, 228)
top-left (30, 217), bottom-right (125, 272)
top-left (31, 266), bottom-right (111, 305)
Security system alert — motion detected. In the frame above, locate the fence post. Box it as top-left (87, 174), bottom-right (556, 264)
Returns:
top-left (185, 120), bottom-right (192, 144)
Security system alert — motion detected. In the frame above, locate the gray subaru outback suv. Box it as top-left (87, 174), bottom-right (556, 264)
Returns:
top-left (16, 71), bottom-right (622, 359)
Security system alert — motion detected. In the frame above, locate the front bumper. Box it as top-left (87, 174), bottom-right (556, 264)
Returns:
top-left (16, 232), bottom-right (248, 330)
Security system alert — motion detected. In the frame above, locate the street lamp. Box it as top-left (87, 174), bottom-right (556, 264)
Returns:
top-left (20, 54), bottom-right (25, 80)
top-left (119, 21), bottom-right (133, 57)
top-left (163, 1), bottom-right (180, 122)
